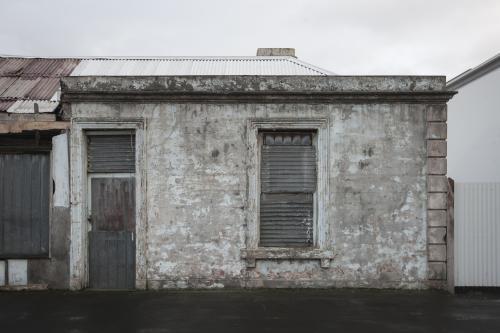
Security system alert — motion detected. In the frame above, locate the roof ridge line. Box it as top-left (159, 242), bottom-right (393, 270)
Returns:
top-left (284, 57), bottom-right (334, 76)
top-left (2, 54), bottom-right (301, 60)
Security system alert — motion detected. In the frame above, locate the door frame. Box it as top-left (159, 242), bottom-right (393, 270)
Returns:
top-left (70, 119), bottom-right (146, 290)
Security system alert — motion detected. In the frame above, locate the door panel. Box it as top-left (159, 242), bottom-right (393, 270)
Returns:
top-left (90, 178), bottom-right (135, 232)
top-left (88, 231), bottom-right (135, 289)
top-left (89, 177), bottom-right (135, 289)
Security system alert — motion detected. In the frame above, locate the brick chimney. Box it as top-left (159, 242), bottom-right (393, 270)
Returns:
top-left (256, 48), bottom-right (296, 57)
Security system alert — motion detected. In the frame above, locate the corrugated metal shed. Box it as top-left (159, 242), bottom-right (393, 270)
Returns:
top-left (0, 57), bottom-right (80, 113)
top-left (69, 56), bottom-right (333, 76)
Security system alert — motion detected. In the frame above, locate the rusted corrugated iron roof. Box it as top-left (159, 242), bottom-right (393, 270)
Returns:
top-left (0, 77), bottom-right (16, 96)
top-left (0, 99), bottom-right (15, 112)
top-left (0, 57), bottom-right (81, 113)
top-left (0, 58), bottom-right (80, 77)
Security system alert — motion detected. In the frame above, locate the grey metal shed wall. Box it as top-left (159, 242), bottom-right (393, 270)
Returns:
top-left (0, 153), bottom-right (50, 257)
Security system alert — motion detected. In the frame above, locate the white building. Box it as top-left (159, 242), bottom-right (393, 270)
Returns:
top-left (447, 53), bottom-right (500, 182)
top-left (447, 53), bottom-right (500, 287)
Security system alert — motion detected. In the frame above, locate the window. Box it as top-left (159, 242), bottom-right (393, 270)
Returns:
top-left (260, 132), bottom-right (316, 247)
top-left (243, 119), bottom-right (332, 268)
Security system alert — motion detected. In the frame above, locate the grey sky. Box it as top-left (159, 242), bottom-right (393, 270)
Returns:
top-left (0, 0), bottom-right (499, 79)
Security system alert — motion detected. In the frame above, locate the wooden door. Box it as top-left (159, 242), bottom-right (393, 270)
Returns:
top-left (88, 177), bottom-right (136, 289)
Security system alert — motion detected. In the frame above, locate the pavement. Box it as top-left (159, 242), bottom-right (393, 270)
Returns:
top-left (0, 289), bottom-right (499, 333)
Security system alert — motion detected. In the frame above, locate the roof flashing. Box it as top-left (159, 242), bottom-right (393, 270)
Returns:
top-left (447, 53), bottom-right (500, 90)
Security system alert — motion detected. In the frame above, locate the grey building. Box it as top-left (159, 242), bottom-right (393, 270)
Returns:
top-left (1, 49), bottom-right (455, 290)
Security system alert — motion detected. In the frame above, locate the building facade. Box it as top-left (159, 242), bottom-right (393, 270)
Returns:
top-left (61, 75), bottom-right (453, 290)
top-left (1, 51), bottom-right (455, 290)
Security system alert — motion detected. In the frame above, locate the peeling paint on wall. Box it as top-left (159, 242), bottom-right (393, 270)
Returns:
top-left (69, 101), bottom-right (429, 289)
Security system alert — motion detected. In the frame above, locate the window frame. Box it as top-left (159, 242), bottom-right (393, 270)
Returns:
top-left (242, 118), bottom-right (333, 268)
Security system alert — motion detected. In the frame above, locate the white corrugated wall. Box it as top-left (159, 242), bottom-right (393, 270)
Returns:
top-left (455, 183), bottom-right (500, 286)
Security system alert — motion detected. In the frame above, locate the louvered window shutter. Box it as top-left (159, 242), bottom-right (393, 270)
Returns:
top-left (87, 134), bottom-right (136, 173)
top-left (260, 132), bottom-right (316, 247)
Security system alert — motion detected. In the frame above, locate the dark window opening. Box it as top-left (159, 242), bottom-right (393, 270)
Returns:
top-left (259, 131), bottom-right (316, 247)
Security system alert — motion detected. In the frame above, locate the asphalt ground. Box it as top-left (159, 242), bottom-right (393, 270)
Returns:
top-left (0, 289), bottom-right (499, 333)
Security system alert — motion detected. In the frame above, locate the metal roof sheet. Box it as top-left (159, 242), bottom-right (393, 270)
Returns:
top-left (27, 78), bottom-right (61, 99)
top-left (0, 99), bottom-right (15, 112)
top-left (0, 58), bottom-right (31, 76)
top-left (0, 57), bottom-right (80, 77)
top-left (0, 54), bottom-right (335, 114)
top-left (0, 57), bottom-right (81, 112)
top-left (6, 99), bottom-right (58, 113)
top-left (0, 77), bottom-right (16, 95)
top-left (69, 56), bottom-right (333, 76)
top-left (0, 77), bottom-right (41, 98)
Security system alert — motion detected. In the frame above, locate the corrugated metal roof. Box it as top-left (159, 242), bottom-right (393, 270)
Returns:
top-left (70, 56), bottom-right (333, 76)
top-left (0, 99), bottom-right (15, 112)
top-left (0, 57), bottom-right (81, 113)
top-left (6, 99), bottom-right (58, 113)
top-left (27, 78), bottom-right (61, 99)
top-left (0, 54), bottom-right (335, 113)
top-left (0, 58), bottom-right (30, 76)
top-left (0, 77), bottom-right (16, 95)
top-left (0, 58), bottom-right (80, 77)
top-left (1, 77), bottom-right (41, 98)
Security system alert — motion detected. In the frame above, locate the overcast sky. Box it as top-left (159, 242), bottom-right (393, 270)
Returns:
top-left (0, 0), bottom-right (499, 79)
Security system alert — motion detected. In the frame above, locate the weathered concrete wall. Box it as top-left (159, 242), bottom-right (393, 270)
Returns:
top-left (63, 75), bottom-right (455, 289)
top-left (69, 101), bottom-right (428, 289)
top-left (28, 207), bottom-right (70, 289)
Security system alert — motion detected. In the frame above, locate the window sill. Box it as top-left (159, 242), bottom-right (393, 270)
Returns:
top-left (241, 248), bottom-right (335, 268)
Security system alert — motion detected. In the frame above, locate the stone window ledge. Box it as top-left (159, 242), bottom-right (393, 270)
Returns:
top-left (241, 248), bottom-right (335, 268)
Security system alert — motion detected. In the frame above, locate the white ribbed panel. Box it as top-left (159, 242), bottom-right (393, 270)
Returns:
top-left (69, 57), bottom-right (333, 76)
top-left (455, 183), bottom-right (500, 286)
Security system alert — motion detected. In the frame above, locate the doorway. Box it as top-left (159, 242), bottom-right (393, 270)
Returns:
top-left (86, 132), bottom-right (136, 289)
